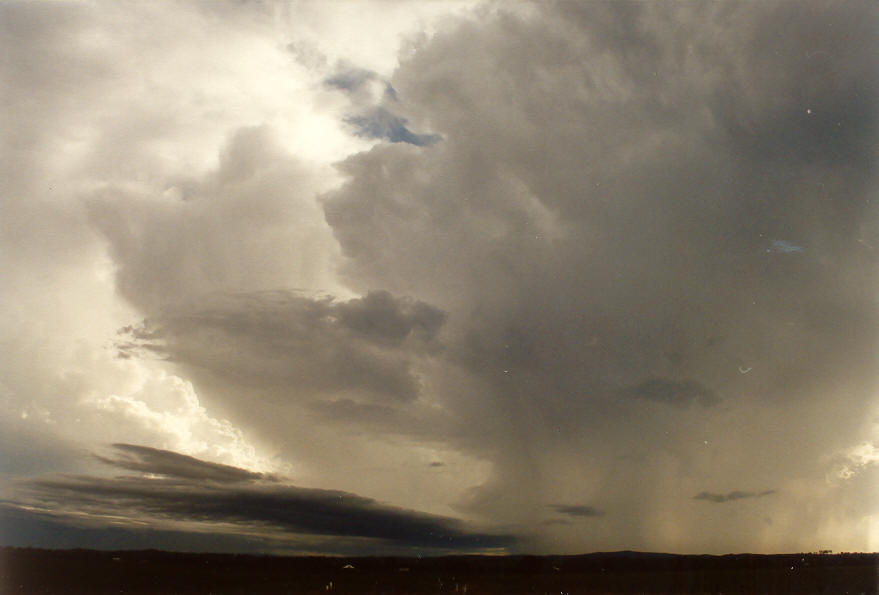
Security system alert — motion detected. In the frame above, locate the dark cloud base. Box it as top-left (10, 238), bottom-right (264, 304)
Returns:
top-left (117, 290), bottom-right (446, 404)
top-left (551, 505), bottom-right (604, 518)
top-left (6, 444), bottom-right (515, 554)
top-left (694, 490), bottom-right (777, 504)
top-left (618, 377), bottom-right (720, 408)
top-left (0, 506), bottom-right (273, 555)
top-left (95, 443), bottom-right (271, 483)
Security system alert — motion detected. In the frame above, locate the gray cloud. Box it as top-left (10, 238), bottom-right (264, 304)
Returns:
top-left (618, 378), bottom-right (720, 408)
top-left (0, 505), bottom-right (281, 554)
top-left (542, 519), bottom-right (572, 527)
top-left (694, 490), bottom-right (777, 504)
top-left (118, 290), bottom-right (446, 404)
top-left (320, 0), bottom-right (879, 551)
top-left (87, 126), bottom-right (340, 315)
top-left (335, 290), bottom-right (447, 345)
top-left (9, 445), bottom-right (515, 553)
top-left (550, 505), bottom-right (604, 518)
top-left (95, 444), bottom-right (270, 483)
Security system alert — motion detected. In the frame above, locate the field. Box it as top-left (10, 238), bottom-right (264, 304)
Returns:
top-left (2, 548), bottom-right (877, 594)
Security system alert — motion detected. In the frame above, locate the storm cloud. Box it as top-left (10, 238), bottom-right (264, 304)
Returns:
top-left (10, 444), bottom-right (515, 553)
top-left (117, 290), bottom-right (446, 404)
top-left (618, 378), bottom-right (720, 408)
top-left (95, 443), bottom-right (271, 483)
top-left (319, 0), bottom-right (879, 551)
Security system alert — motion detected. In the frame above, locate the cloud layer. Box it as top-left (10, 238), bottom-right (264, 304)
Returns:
top-left (694, 490), bottom-right (777, 504)
top-left (551, 505), bottom-right (604, 519)
top-left (118, 290), bottom-right (446, 404)
top-left (8, 444), bottom-right (514, 554)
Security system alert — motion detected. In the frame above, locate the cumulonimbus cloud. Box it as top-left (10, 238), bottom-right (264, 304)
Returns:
top-left (4, 0), bottom-right (878, 556)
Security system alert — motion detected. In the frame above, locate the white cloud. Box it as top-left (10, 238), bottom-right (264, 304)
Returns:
top-left (87, 371), bottom-right (277, 474)
top-left (835, 442), bottom-right (879, 481)
top-left (1, 0), bottom-right (471, 487)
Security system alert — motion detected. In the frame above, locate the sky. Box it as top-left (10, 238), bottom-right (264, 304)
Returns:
top-left (1, 0), bottom-right (878, 556)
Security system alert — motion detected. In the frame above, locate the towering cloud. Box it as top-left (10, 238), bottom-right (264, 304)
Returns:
top-left (321, 0), bottom-right (879, 551)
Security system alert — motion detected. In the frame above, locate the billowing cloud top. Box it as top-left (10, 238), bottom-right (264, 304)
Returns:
top-left (2, 0), bottom-right (878, 556)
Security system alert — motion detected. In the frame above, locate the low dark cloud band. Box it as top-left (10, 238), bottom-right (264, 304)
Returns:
top-left (10, 444), bottom-right (515, 553)
top-left (694, 490), bottom-right (776, 504)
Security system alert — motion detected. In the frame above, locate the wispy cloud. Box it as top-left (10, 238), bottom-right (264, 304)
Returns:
top-left (693, 490), bottom-right (776, 504)
top-left (550, 505), bottom-right (604, 518)
top-left (618, 378), bottom-right (720, 408)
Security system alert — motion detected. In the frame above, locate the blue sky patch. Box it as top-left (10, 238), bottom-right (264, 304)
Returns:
top-left (346, 107), bottom-right (440, 146)
top-left (768, 240), bottom-right (804, 253)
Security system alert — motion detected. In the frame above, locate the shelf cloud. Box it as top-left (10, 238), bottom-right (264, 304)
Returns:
top-left (9, 444), bottom-right (515, 553)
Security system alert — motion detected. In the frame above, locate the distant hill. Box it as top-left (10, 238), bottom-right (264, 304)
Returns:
top-left (2, 547), bottom-right (877, 594)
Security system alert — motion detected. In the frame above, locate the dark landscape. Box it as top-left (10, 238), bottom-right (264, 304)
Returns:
top-left (2, 548), bottom-right (877, 594)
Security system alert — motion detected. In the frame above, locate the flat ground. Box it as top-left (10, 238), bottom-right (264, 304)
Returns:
top-left (2, 548), bottom-right (877, 594)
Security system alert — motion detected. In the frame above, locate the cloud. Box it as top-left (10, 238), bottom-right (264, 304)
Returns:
top-left (95, 443), bottom-right (270, 483)
top-left (82, 370), bottom-right (277, 473)
top-left (3, 0), bottom-right (879, 556)
top-left (832, 442), bottom-right (879, 480)
top-left (541, 519), bottom-right (572, 527)
top-left (550, 505), bottom-right (604, 518)
top-left (0, 505), bottom-right (278, 554)
top-left (319, 0), bottom-right (879, 552)
top-left (618, 378), bottom-right (720, 408)
top-left (335, 290), bottom-right (447, 345)
top-left (87, 126), bottom-right (343, 315)
top-left (118, 290), bottom-right (446, 405)
top-left (8, 446), bottom-right (515, 553)
top-left (0, 0), bottom-right (383, 485)
top-left (694, 490), bottom-right (776, 504)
